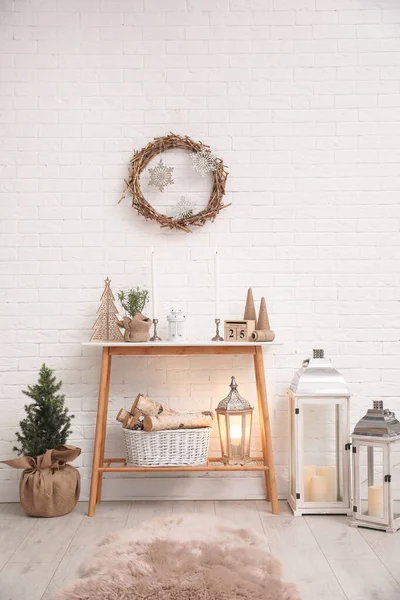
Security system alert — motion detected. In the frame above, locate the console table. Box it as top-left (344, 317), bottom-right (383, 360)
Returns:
top-left (84, 341), bottom-right (279, 516)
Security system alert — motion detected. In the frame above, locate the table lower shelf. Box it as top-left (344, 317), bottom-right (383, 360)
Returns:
top-left (100, 457), bottom-right (268, 472)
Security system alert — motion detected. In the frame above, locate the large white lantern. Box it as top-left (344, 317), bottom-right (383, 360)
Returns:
top-left (288, 349), bottom-right (351, 516)
top-left (351, 401), bottom-right (400, 533)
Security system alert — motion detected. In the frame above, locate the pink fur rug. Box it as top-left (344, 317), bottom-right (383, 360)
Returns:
top-left (57, 514), bottom-right (300, 600)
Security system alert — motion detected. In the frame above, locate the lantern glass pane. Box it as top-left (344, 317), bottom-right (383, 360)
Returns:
top-left (359, 445), bottom-right (384, 518)
top-left (303, 402), bottom-right (343, 503)
top-left (289, 397), bottom-right (296, 498)
top-left (392, 439), bottom-right (400, 520)
top-left (245, 412), bottom-right (252, 457)
top-left (218, 413), bottom-right (228, 457)
top-left (228, 414), bottom-right (243, 459)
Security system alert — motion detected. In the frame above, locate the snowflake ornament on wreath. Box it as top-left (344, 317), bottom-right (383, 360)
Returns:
top-left (190, 147), bottom-right (217, 177)
top-left (148, 158), bottom-right (174, 192)
top-left (169, 196), bottom-right (197, 221)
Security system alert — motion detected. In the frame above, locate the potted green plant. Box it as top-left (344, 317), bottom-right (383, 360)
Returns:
top-left (117, 287), bottom-right (152, 342)
top-left (1, 364), bottom-right (81, 517)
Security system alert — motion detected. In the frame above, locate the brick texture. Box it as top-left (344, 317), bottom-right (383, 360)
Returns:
top-left (1, 0), bottom-right (400, 501)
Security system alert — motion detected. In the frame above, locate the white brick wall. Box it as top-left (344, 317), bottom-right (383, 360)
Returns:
top-left (1, 0), bottom-right (400, 502)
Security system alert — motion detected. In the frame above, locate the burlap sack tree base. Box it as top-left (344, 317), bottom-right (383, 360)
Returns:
top-left (119, 133), bottom-right (230, 233)
top-left (1, 445), bottom-right (81, 518)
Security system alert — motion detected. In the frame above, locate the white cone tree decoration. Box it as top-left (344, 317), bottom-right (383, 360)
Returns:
top-left (91, 278), bottom-right (124, 342)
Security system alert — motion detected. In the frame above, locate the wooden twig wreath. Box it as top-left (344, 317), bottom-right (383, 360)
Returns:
top-left (119, 133), bottom-right (230, 233)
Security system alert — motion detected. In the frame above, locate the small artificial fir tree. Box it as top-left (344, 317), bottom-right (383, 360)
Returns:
top-left (14, 363), bottom-right (74, 457)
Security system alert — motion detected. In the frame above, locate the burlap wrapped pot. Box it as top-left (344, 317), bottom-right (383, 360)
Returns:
top-left (117, 313), bottom-right (152, 342)
top-left (1, 445), bottom-right (81, 518)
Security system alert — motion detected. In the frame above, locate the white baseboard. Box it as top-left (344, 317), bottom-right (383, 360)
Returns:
top-left (95, 476), bottom-right (268, 501)
top-left (1, 474), bottom-right (278, 503)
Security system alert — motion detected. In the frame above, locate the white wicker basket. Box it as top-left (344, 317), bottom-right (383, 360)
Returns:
top-left (122, 427), bottom-right (211, 467)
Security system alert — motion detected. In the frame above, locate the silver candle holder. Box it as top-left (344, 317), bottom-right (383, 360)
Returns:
top-left (150, 318), bottom-right (162, 342)
top-left (211, 318), bottom-right (224, 342)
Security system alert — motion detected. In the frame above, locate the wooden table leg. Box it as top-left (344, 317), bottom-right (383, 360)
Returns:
top-left (254, 346), bottom-right (279, 515)
top-left (96, 354), bottom-right (112, 504)
top-left (88, 347), bottom-right (112, 517)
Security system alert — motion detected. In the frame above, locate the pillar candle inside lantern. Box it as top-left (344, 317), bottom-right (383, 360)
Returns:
top-left (229, 423), bottom-right (242, 455)
top-left (368, 485), bottom-right (384, 518)
top-left (310, 475), bottom-right (329, 502)
top-left (318, 466), bottom-right (337, 502)
top-left (305, 466), bottom-right (336, 502)
top-left (230, 424), bottom-right (241, 442)
top-left (304, 466), bottom-right (317, 501)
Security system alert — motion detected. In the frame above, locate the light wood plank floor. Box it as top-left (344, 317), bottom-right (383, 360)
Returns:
top-left (0, 500), bottom-right (399, 600)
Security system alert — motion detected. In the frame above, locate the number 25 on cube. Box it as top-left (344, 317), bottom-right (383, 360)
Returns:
top-left (224, 320), bottom-right (255, 342)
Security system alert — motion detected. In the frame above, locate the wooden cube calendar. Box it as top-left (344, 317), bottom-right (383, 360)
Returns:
top-left (224, 320), bottom-right (256, 342)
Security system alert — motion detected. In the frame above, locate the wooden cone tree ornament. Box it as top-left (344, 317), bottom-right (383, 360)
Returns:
top-left (257, 297), bottom-right (270, 330)
top-left (251, 297), bottom-right (275, 342)
top-left (243, 288), bottom-right (257, 327)
top-left (91, 278), bottom-right (124, 342)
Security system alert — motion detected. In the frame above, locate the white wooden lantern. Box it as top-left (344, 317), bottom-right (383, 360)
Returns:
top-left (351, 401), bottom-right (400, 533)
top-left (167, 309), bottom-right (186, 341)
top-left (288, 349), bottom-right (351, 516)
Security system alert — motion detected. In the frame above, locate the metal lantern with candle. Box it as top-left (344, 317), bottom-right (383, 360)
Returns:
top-left (216, 376), bottom-right (253, 464)
top-left (288, 349), bottom-right (351, 516)
top-left (350, 401), bottom-right (400, 533)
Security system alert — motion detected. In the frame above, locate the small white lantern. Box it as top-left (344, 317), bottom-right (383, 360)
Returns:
top-left (351, 401), bottom-right (400, 533)
top-left (288, 349), bottom-right (351, 516)
top-left (216, 376), bottom-right (253, 465)
top-left (167, 309), bottom-right (186, 341)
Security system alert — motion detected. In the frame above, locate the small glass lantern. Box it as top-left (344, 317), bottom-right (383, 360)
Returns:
top-left (216, 376), bottom-right (253, 465)
top-left (351, 401), bottom-right (400, 533)
top-left (288, 349), bottom-right (351, 516)
top-left (167, 309), bottom-right (186, 341)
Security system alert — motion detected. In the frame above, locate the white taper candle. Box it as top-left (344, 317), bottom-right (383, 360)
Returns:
top-left (214, 247), bottom-right (219, 319)
top-left (151, 246), bottom-right (157, 320)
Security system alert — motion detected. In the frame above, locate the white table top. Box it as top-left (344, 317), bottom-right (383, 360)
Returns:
top-left (82, 341), bottom-right (281, 347)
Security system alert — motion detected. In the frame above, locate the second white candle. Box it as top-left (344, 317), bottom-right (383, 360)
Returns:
top-left (214, 247), bottom-right (219, 319)
top-left (151, 246), bottom-right (157, 320)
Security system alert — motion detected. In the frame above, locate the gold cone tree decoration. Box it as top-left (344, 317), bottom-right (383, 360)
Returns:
top-left (91, 278), bottom-right (124, 342)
